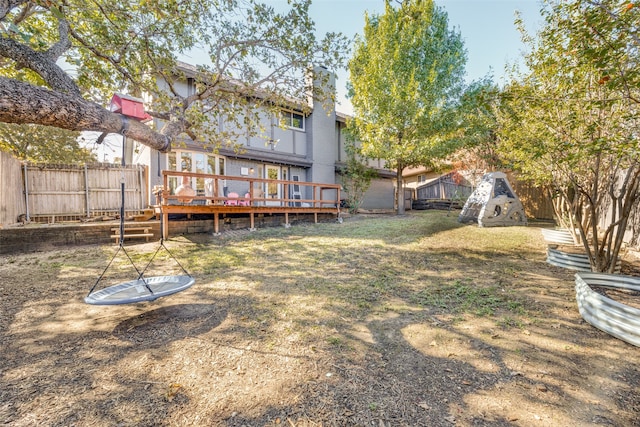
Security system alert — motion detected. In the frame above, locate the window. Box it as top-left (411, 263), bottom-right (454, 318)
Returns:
top-left (168, 151), bottom-right (225, 174)
top-left (187, 78), bottom-right (198, 96)
top-left (167, 150), bottom-right (226, 194)
top-left (280, 110), bottom-right (305, 131)
top-left (180, 152), bottom-right (192, 172)
top-left (195, 153), bottom-right (206, 192)
top-left (168, 152), bottom-right (178, 193)
top-left (418, 174), bottom-right (426, 183)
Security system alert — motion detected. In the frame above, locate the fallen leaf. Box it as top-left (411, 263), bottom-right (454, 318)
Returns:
top-left (417, 402), bottom-right (430, 410)
top-left (165, 383), bottom-right (182, 402)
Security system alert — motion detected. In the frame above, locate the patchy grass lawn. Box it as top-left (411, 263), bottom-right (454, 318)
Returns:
top-left (1, 210), bottom-right (639, 426)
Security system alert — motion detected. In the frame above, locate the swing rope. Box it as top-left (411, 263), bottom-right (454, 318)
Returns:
top-left (87, 243), bottom-right (150, 297)
top-left (137, 214), bottom-right (192, 280)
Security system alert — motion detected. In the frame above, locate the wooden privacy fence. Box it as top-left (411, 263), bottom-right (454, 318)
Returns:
top-left (2, 162), bottom-right (149, 225)
top-left (416, 179), bottom-right (473, 201)
top-left (510, 177), bottom-right (555, 220)
top-left (414, 171), bottom-right (474, 204)
top-left (0, 151), bottom-right (26, 226)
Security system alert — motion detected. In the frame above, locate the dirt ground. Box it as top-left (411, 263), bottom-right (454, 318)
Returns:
top-left (1, 211), bottom-right (639, 426)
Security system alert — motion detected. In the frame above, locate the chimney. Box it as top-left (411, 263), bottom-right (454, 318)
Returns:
top-left (306, 65), bottom-right (337, 185)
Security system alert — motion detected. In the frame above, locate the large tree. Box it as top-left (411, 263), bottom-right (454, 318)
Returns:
top-left (0, 0), bottom-right (348, 153)
top-left (0, 122), bottom-right (95, 163)
top-left (347, 0), bottom-right (466, 214)
top-left (498, 0), bottom-right (640, 273)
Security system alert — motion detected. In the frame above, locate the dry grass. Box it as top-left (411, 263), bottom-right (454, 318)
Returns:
top-left (1, 211), bottom-right (639, 426)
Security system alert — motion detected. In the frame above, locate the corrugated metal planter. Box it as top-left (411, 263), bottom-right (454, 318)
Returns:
top-left (541, 228), bottom-right (576, 245)
top-left (547, 248), bottom-right (621, 273)
top-left (575, 272), bottom-right (640, 347)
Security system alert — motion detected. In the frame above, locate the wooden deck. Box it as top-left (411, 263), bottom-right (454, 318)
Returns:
top-left (156, 171), bottom-right (341, 238)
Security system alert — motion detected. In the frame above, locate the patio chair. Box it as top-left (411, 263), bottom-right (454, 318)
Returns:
top-left (238, 192), bottom-right (251, 206)
top-left (225, 192), bottom-right (239, 206)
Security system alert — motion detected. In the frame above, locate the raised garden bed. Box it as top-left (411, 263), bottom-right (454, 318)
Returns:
top-left (541, 228), bottom-right (576, 246)
top-left (547, 247), bottom-right (621, 273)
top-left (575, 272), bottom-right (640, 347)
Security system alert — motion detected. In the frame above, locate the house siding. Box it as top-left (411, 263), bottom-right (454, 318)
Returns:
top-left (307, 66), bottom-right (337, 185)
top-left (361, 178), bottom-right (395, 210)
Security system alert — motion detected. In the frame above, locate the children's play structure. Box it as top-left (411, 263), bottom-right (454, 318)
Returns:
top-left (458, 172), bottom-right (527, 227)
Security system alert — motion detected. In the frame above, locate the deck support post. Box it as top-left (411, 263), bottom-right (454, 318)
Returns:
top-left (214, 212), bottom-right (219, 234)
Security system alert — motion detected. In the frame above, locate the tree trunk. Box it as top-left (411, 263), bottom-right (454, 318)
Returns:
top-left (396, 166), bottom-right (405, 215)
top-left (0, 77), bottom-right (172, 152)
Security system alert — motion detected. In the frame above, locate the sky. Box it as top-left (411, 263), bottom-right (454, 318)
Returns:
top-left (304, 0), bottom-right (544, 114)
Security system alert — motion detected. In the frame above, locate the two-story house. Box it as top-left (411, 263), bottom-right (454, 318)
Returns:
top-left (135, 63), bottom-right (395, 211)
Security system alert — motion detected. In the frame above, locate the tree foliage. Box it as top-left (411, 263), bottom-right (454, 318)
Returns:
top-left (0, 122), bottom-right (95, 163)
top-left (339, 136), bottom-right (377, 214)
top-left (498, 0), bottom-right (640, 273)
top-left (450, 78), bottom-right (503, 183)
top-left (0, 0), bottom-right (348, 152)
top-left (347, 0), bottom-right (466, 214)
top-left (561, 0), bottom-right (640, 106)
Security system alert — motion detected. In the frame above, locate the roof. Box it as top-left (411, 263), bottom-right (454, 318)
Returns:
top-left (218, 147), bottom-right (313, 168)
top-left (172, 61), bottom-right (311, 114)
top-left (336, 111), bottom-right (351, 123)
top-left (402, 166), bottom-right (434, 177)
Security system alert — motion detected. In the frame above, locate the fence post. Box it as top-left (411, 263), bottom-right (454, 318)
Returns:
top-left (23, 163), bottom-right (30, 222)
top-left (138, 165), bottom-right (144, 209)
top-left (84, 163), bottom-right (90, 218)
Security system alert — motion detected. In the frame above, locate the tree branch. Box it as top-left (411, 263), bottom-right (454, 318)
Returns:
top-left (0, 34), bottom-right (79, 94)
top-left (45, 17), bottom-right (71, 61)
top-left (10, 0), bottom-right (35, 25)
top-left (0, 76), bottom-right (172, 152)
top-left (0, 0), bottom-right (28, 21)
top-left (67, 26), bottom-right (137, 84)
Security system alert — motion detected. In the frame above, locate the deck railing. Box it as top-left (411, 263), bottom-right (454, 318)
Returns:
top-left (160, 171), bottom-right (340, 208)
top-left (158, 171), bottom-right (341, 237)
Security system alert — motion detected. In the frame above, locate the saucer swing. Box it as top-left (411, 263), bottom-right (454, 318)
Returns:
top-left (85, 101), bottom-right (195, 305)
top-left (84, 217), bottom-right (195, 305)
